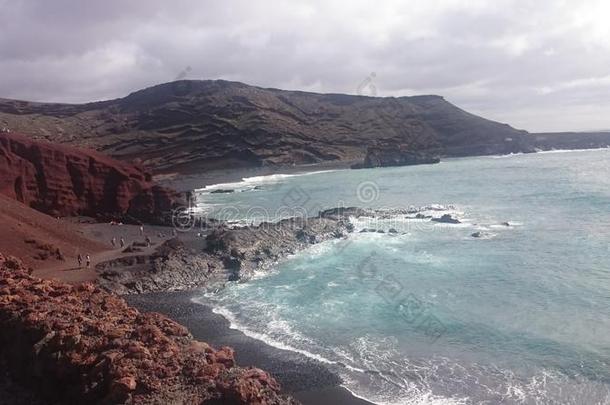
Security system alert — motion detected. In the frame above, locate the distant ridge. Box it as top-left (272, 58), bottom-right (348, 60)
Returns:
top-left (532, 131), bottom-right (610, 151)
top-left (0, 79), bottom-right (537, 173)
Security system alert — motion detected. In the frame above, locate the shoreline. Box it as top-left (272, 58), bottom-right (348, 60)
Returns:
top-left (154, 160), bottom-right (358, 191)
top-left (155, 147), bottom-right (610, 192)
top-left (126, 291), bottom-right (374, 405)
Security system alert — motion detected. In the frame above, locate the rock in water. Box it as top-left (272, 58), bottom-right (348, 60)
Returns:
top-left (432, 214), bottom-right (461, 224)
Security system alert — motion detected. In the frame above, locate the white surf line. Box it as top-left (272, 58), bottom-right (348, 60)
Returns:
top-left (207, 304), bottom-right (366, 373)
top-left (194, 169), bottom-right (341, 193)
top-left (536, 146), bottom-right (610, 154)
top-left (488, 147), bottom-right (610, 159)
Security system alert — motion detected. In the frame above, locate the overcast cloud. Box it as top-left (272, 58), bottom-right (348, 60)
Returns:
top-left (1, 0), bottom-right (609, 132)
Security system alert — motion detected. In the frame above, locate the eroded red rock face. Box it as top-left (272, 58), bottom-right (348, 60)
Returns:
top-left (0, 253), bottom-right (296, 404)
top-left (0, 132), bottom-right (180, 221)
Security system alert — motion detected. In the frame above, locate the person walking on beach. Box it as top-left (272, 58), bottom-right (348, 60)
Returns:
top-left (140, 225), bottom-right (144, 236)
top-left (111, 237), bottom-right (116, 247)
top-left (77, 254), bottom-right (82, 268)
top-left (145, 236), bottom-right (151, 248)
top-left (120, 237), bottom-right (125, 248)
top-left (85, 254), bottom-right (91, 268)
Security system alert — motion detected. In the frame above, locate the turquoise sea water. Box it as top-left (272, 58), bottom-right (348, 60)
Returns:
top-left (194, 149), bottom-right (610, 404)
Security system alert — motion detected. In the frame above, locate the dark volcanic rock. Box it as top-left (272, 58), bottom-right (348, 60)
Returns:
top-left (431, 214), bottom-right (461, 224)
top-left (97, 210), bottom-right (363, 294)
top-left (414, 213), bottom-right (432, 219)
top-left (319, 206), bottom-right (368, 219)
top-left (96, 239), bottom-right (227, 295)
top-left (532, 131), bottom-right (610, 151)
top-left (0, 132), bottom-right (182, 222)
top-left (352, 145), bottom-right (441, 169)
top-left (359, 228), bottom-right (376, 233)
top-left (0, 252), bottom-right (296, 405)
top-left (0, 80), bottom-right (535, 173)
top-left (204, 215), bottom-right (354, 280)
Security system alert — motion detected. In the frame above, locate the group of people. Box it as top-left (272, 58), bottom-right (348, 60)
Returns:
top-left (110, 225), bottom-right (145, 249)
top-left (76, 253), bottom-right (90, 268)
top-left (111, 236), bottom-right (126, 248)
top-left (75, 224), bottom-right (179, 270)
top-left (109, 226), bottom-right (178, 250)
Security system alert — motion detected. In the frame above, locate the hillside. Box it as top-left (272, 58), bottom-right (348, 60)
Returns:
top-left (0, 132), bottom-right (182, 221)
top-left (532, 131), bottom-right (610, 151)
top-left (0, 194), bottom-right (105, 268)
top-left (0, 80), bottom-right (534, 174)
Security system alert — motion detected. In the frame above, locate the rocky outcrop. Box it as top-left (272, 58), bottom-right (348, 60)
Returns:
top-left (352, 145), bottom-right (440, 169)
top-left (0, 252), bottom-right (296, 405)
top-left (0, 132), bottom-right (182, 222)
top-left (0, 80), bottom-right (534, 173)
top-left (431, 214), bottom-right (461, 224)
top-left (205, 212), bottom-right (355, 280)
top-left (96, 208), bottom-right (363, 295)
top-left (96, 238), bottom-right (227, 295)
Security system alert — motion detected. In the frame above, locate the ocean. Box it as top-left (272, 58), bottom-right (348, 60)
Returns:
top-left (192, 149), bottom-right (610, 404)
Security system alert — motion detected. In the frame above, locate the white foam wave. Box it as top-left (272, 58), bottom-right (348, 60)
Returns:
top-left (490, 152), bottom-right (525, 159)
top-left (195, 169), bottom-right (339, 194)
top-left (487, 148), bottom-right (610, 160)
top-left (208, 304), bottom-right (364, 372)
top-left (536, 147), bottom-right (610, 155)
top-left (205, 289), bottom-right (470, 405)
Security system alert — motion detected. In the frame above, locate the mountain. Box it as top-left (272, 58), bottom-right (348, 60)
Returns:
top-left (0, 80), bottom-right (535, 174)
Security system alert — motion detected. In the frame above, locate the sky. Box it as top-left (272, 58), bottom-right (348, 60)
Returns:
top-left (1, 0), bottom-right (609, 132)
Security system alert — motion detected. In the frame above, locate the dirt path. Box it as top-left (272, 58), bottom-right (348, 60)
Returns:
top-left (33, 223), bottom-right (180, 284)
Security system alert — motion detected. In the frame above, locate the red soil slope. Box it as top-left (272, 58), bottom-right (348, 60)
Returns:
top-left (0, 194), bottom-right (106, 268)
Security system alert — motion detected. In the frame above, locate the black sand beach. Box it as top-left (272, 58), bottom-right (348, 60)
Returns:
top-left (127, 291), bottom-right (373, 405)
top-left (155, 160), bottom-right (357, 192)
top-left (128, 164), bottom-right (375, 404)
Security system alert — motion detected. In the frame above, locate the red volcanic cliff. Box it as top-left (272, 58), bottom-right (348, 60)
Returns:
top-left (0, 253), bottom-right (296, 404)
top-left (0, 132), bottom-right (180, 222)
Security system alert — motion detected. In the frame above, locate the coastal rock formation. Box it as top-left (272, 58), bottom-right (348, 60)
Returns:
top-left (352, 145), bottom-right (441, 169)
top-left (0, 132), bottom-right (182, 222)
top-left (431, 214), bottom-right (462, 224)
top-left (0, 80), bottom-right (534, 173)
top-left (205, 211), bottom-right (355, 280)
top-left (532, 131), bottom-right (610, 151)
top-left (0, 253), bottom-right (296, 404)
top-left (97, 208), bottom-right (364, 294)
top-left (96, 238), bottom-right (227, 295)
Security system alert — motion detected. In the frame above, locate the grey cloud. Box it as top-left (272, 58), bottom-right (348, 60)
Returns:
top-left (1, 0), bottom-right (609, 132)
